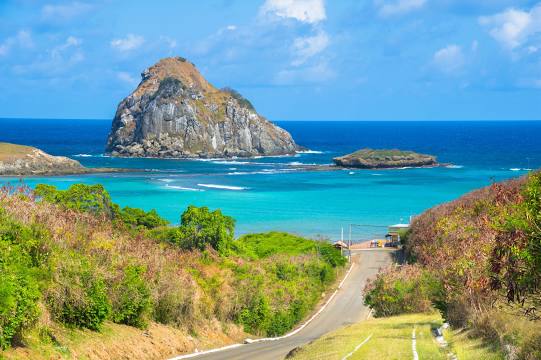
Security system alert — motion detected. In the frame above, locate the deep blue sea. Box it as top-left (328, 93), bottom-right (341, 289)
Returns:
top-left (1, 118), bottom-right (540, 241)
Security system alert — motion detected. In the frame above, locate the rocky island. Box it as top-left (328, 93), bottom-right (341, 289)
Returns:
top-left (333, 149), bottom-right (438, 169)
top-left (0, 142), bottom-right (123, 176)
top-left (106, 57), bottom-right (300, 158)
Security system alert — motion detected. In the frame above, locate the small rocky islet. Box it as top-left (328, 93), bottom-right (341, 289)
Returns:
top-left (332, 149), bottom-right (438, 169)
top-left (0, 142), bottom-right (124, 176)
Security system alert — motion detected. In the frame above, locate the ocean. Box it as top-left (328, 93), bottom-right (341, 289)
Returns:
top-left (1, 118), bottom-right (540, 241)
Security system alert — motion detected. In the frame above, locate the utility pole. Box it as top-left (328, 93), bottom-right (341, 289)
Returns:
top-left (340, 227), bottom-right (344, 256)
top-left (348, 224), bottom-right (352, 262)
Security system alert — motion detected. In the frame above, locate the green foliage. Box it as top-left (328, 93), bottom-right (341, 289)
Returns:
top-left (0, 238), bottom-right (41, 349)
top-left (238, 295), bottom-right (270, 334)
top-left (221, 87), bottom-right (255, 110)
top-left (46, 254), bottom-right (111, 331)
top-left (492, 172), bottom-right (541, 305)
top-left (118, 206), bottom-right (169, 229)
top-left (319, 243), bottom-right (347, 267)
top-left (35, 183), bottom-right (118, 218)
top-left (238, 232), bottom-right (317, 258)
top-left (364, 265), bottom-right (443, 318)
top-left (237, 232), bottom-right (346, 268)
top-left (171, 205), bottom-right (235, 255)
top-left (35, 183), bottom-right (168, 230)
top-left (111, 265), bottom-right (152, 329)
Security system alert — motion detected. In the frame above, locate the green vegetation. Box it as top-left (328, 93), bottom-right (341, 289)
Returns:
top-left (362, 171), bottom-right (541, 358)
top-left (0, 183), bottom-right (345, 354)
top-left (290, 313), bottom-right (504, 360)
top-left (221, 87), bottom-right (255, 110)
top-left (0, 215), bottom-right (42, 350)
top-left (364, 264), bottom-right (443, 317)
top-left (169, 205), bottom-right (235, 254)
top-left (35, 183), bottom-right (168, 230)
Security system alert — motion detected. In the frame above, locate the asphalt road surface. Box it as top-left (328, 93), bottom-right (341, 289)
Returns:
top-left (180, 249), bottom-right (394, 360)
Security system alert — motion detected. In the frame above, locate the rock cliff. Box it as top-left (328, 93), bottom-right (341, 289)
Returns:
top-left (333, 149), bottom-right (437, 169)
top-left (106, 57), bottom-right (299, 158)
top-left (0, 142), bottom-right (122, 176)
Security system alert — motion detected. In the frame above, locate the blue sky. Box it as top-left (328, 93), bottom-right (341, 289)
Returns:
top-left (1, 0), bottom-right (541, 121)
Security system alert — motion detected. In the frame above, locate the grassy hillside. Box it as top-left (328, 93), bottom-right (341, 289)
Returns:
top-left (289, 313), bottom-right (503, 360)
top-left (362, 171), bottom-right (541, 359)
top-left (0, 142), bottom-right (35, 161)
top-left (0, 183), bottom-right (345, 358)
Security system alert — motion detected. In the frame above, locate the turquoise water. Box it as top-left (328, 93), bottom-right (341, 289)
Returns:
top-left (1, 119), bottom-right (539, 240)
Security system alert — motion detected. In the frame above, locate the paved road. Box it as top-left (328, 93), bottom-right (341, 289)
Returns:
top-left (181, 249), bottom-right (394, 360)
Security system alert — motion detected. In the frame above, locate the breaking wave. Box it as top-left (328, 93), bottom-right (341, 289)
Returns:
top-left (197, 183), bottom-right (249, 191)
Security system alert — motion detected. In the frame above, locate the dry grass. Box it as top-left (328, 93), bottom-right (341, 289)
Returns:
top-left (0, 142), bottom-right (35, 161)
top-left (3, 320), bottom-right (246, 360)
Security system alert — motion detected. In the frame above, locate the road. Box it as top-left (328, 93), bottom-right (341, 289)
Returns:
top-left (175, 249), bottom-right (394, 360)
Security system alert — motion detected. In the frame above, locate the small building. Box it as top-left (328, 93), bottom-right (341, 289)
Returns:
top-left (385, 224), bottom-right (410, 244)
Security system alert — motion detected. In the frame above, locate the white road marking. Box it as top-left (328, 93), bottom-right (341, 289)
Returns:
top-left (169, 263), bottom-right (356, 360)
top-left (341, 334), bottom-right (373, 360)
top-left (412, 327), bottom-right (419, 360)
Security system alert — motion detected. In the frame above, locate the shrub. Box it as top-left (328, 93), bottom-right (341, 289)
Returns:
top-left (363, 264), bottom-right (443, 317)
top-left (238, 232), bottom-right (316, 258)
top-left (35, 183), bottom-right (118, 219)
top-left (118, 206), bottom-right (169, 229)
top-left (319, 243), bottom-right (346, 268)
top-left (238, 295), bottom-right (271, 335)
top-left (111, 265), bottom-right (151, 328)
top-left (221, 87), bottom-right (255, 110)
top-left (0, 239), bottom-right (41, 349)
top-left (46, 253), bottom-right (111, 330)
top-left (172, 206), bottom-right (235, 255)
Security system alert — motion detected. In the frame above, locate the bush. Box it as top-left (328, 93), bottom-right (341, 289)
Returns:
top-left (221, 87), bottom-right (255, 110)
top-left (0, 240), bottom-right (41, 350)
top-left (111, 265), bottom-right (151, 328)
top-left (46, 254), bottom-right (111, 330)
top-left (363, 264), bottom-right (443, 317)
top-left (172, 206), bottom-right (235, 255)
top-left (35, 183), bottom-right (118, 219)
top-left (238, 232), bottom-right (316, 258)
top-left (319, 243), bottom-right (346, 267)
top-left (238, 295), bottom-right (271, 335)
top-left (118, 206), bottom-right (169, 229)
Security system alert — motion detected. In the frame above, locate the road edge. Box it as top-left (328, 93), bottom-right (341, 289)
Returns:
top-left (168, 262), bottom-right (355, 360)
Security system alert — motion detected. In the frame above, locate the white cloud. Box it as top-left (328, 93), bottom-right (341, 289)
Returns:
top-left (479, 4), bottom-right (541, 49)
top-left (375, 0), bottom-right (426, 17)
top-left (110, 34), bottom-right (145, 52)
top-left (160, 36), bottom-right (177, 49)
top-left (291, 31), bottom-right (329, 66)
top-left (42, 2), bottom-right (93, 20)
top-left (260, 0), bottom-right (326, 24)
top-left (0, 30), bottom-right (34, 57)
top-left (226, 25), bottom-right (237, 31)
top-left (12, 35), bottom-right (84, 76)
top-left (275, 60), bottom-right (335, 85)
top-left (116, 71), bottom-right (138, 85)
top-left (433, 44), bottom-right (465, 73)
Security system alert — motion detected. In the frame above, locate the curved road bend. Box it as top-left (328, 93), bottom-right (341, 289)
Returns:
top-left (181, 249), bottom-right (394, 360)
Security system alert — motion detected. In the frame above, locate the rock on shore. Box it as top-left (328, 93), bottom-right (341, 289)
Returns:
top-left (333, 149), bottom-right (437, 169)
top-left (106, 57), bottom-right (299, 158)
top-left (0, 142), bottom-right (121, 176)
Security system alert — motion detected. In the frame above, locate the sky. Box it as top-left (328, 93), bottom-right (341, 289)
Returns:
top-left (1, 0), bottom-right (541, 121)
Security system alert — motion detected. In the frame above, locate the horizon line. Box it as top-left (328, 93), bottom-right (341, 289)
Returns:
top-left (1, 117), bottom-right (541, 122)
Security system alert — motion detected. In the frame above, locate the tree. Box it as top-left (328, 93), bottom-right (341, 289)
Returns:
top-left (173, 206), bottom-right (235, 254)
top-left (35, 184), bottom-right (118, 218)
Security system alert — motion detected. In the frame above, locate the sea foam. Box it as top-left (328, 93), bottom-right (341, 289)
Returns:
top-left (197, 184), bottom-right (248, 191)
